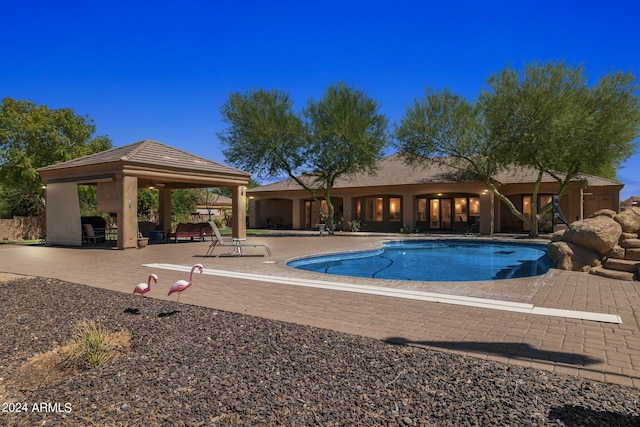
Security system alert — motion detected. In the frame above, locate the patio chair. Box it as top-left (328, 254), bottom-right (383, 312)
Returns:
top-left (83, 224), bottom-right (105, 245)
top-left (205, 222), bottom-right (271, 257)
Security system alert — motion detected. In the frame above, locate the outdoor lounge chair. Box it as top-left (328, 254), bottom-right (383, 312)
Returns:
top-left (205, 222), bottom-right (271, 257)
top-left (83, 223), bottom-right (105, 245)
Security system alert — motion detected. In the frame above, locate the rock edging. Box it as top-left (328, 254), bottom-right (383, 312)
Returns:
top-left (548, 207), bottom-right (640, 281)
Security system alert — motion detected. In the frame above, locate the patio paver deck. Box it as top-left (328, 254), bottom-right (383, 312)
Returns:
top-left (1, 232), bottom-right (639, 388)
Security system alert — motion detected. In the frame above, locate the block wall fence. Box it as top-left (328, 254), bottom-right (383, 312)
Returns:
top-left (0, 216), bottom-right (44, 241)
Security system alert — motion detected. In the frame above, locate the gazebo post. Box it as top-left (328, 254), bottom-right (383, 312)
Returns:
top-left (231, 185), bottom-right (247, 239)
top-left (117, 176), bottom-right (139, 249)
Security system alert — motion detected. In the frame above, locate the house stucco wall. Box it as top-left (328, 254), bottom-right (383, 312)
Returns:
top-left (248, 179), bottom-right (621, 234)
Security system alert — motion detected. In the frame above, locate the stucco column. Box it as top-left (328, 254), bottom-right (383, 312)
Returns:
top-left (158, 188), bottom-right (172, 233)
top-left (291, 196), bottom-right (302, 229)
top-left (117, 176), bottom-right (138, 249)
top-left (479, 190), bottom-right (494, 235)
top-left (403, 195), bottom-right (415, 230)
top-left (231, 185), bottom-right (247, 239)
top-left (247, 197), bottom-right (258, 228)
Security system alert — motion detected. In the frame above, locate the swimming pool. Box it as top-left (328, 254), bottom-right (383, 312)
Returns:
top-left (288, 240), bottom-right (555, 281)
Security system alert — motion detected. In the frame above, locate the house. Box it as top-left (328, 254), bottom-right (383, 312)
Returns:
top-left (246, 154), bottom-right (623, 234)
top-left (194, 195), bottom-right (233, 220)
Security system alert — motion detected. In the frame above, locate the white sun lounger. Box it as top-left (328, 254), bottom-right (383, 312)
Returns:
top-left (205, 222), bottom-right (271, 257)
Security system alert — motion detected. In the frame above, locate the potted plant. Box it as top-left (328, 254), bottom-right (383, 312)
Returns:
top-left (137, 232), bottom-right (149, 248)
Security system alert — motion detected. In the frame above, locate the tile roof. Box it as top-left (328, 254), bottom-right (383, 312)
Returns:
top-left (38, 139), bottom-right (250, 178)
top-left (249, 154), bottom-right (621, 192)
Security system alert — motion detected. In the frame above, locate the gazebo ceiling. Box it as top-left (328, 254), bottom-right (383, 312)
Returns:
top-left (38, 139), bottom-right (250, 189)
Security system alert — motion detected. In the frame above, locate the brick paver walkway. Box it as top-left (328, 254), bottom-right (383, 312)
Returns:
top-left (2, 232), bottom-right (639, 387)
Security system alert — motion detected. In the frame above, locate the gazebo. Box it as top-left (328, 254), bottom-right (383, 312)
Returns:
top-left (37, 139), bottom-right (251, 249)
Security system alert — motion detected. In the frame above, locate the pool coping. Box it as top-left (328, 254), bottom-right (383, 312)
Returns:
top-left (145, 262), bottom-right (622, 324)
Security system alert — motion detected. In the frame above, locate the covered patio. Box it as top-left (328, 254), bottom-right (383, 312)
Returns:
top-left (37, 139), bottom-right (250, 249)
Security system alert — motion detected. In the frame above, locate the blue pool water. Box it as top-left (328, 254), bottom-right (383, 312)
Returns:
top-left (288, 240), bottom-right (555, 281)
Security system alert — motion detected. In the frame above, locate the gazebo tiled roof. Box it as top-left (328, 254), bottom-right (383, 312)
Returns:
top-left (39, 139), bottom-right (248, 178)
top-left (38, 139), bottom-right (250, 188)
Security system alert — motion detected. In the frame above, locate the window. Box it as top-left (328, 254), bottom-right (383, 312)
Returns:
top-left (389, 198), bottom-right (401, 221)
top-left (523, 195), bottom-right (553, 232)
top-left (430, 199), bottom-right (440, 228)
top-left (469, 197), bottom-right (480, 215)
top-left (539, 195), bottom-right (553, 232)
top-left (440, 199), bottom-right (452, 229)
top-left (417, 198), bottom-right (427, 221)
top-left (454, 198), bottom-right (467, 222)
top-left (365, 198), bottom-right (383, 222)
top-left (305, 199), bottom-right (329, 227)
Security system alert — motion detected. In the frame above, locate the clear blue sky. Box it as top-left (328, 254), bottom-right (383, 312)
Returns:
top-left (2, 0), bottom-right (639, 199)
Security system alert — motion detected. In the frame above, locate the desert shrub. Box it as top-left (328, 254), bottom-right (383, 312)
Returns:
top-left (63, 319), bottom-right (130, 370)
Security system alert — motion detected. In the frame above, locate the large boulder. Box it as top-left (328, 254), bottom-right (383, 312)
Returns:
top-left (548, 241), bottom-right (601, 271)
top-left (615, 207), bottom-right (640, 233)
top-left (562, 215), bottom-right (622, 256)
top-left (550, 229), bottom-right (565, 242)
top-left (590, 209), bottom-right (617, 219)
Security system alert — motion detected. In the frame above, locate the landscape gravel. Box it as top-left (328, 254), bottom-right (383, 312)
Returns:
top-left (1, 276), bottom-right (639, 426)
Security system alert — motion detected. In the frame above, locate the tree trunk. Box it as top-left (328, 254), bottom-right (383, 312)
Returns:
top-left (485, 181), bottom-right (532, 230)
top-left (324, 189), bottom-right (335, 234)
top-left (528, 170), bottom-right (544, 238)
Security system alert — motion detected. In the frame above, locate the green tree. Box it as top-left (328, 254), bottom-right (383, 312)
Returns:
top-left (137, 189), bottom-right (159, 221)
top-left (78, 185), bottom-right (99, 217)
top-left (0, 98), bottom-right (112, 213)
top-left (219, 83), bottom-right (389, 232)
top-left (480, 61), bottom-right (640, 236)
top-left (303, 82), bottom-right (389, 231)
top-left (219, 88), bottom-right (326, 225)
top-left (395, 62), bottom-right (640, 237)
top-left (219, 89), bottom-right (306, 179)
top-left (218, 89), bottom-right (328, 205)
top-left (0, 187), bottom-right (40, 217)
top-left (170, 189), bottom-right (199, 225)
top-left (394, 88), bottom-right (509, 226)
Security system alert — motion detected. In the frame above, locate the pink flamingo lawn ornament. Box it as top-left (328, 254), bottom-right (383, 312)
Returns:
top-left (134, 274), bottom-right (158, 296)
top-left (168, 264), bottom-right (203, 303)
